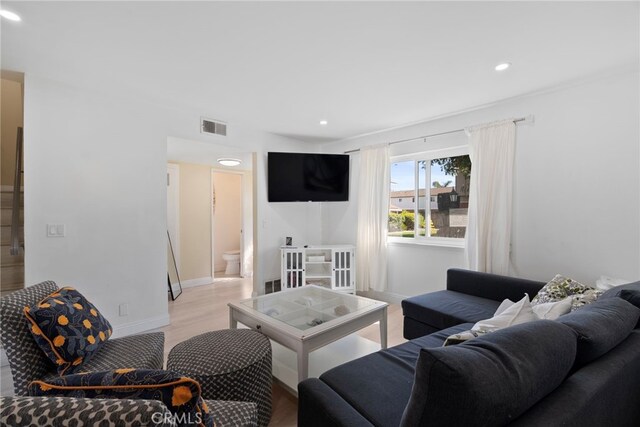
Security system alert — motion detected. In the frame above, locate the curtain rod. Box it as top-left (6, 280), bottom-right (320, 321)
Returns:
top-left (344, 115), bottom-right (533, 154)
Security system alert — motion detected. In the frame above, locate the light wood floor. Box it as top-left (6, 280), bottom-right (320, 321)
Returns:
top-left (162, 277), bottom-right (406, 427)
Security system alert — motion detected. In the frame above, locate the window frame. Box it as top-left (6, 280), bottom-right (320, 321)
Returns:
top-left (388, 145), bottom-right (470, 248)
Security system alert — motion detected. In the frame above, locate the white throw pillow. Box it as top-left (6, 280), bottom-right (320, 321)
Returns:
top-left (494, 298), bottom-right (516, 316)
top-left (531, 296), bottom-right (572, 320)
top-left (595, 275), bottom-right (630, 291)
top-left (472, 295), bottom-right (538, 332)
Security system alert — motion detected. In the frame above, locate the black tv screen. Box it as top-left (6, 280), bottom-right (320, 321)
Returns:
top-left (268, 152), bottom-right (349, 202)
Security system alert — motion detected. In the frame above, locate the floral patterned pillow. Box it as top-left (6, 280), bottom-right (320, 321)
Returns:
top-left (531, 275), bottom-right (603, 311)
top-left (29, 369), bottom-right (213, 427)
top-left (24, 287), bottom-right (112, 374)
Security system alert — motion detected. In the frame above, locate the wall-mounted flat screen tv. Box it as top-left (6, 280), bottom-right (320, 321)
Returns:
top-left (268, 152), bottom-right (349, 202)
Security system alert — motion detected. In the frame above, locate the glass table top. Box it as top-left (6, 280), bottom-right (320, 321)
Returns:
top-left (239, 286), bottom-right (382, 332)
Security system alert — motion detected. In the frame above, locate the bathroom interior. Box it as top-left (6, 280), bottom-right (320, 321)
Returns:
top-left (212, 171), bottom-right (242, 277)
top-left (166, 137), bottom-right (253, 289)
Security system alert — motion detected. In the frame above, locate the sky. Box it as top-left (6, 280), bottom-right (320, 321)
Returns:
top-left (390, 160), bottom-right (454, 191)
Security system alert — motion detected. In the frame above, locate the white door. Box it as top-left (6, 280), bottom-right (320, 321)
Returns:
top-left (167, 164), bottom-right (180, 284)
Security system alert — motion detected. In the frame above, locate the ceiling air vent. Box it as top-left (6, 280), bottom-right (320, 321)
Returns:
top-left (201, 117), bottom-right (227, 136)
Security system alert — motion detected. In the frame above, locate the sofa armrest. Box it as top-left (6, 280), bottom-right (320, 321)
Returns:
top-left (298, 379), bottom-right (374, 427)
top-left (446, 268), bottom-right (545, 302)
top-left (0, 396), bottom-right (173, 426)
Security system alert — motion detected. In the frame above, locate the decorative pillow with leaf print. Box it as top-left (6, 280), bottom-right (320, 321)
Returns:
top-left (532, 275), bottom-right (603, 311)
top-left (24, 287), bottom-right (112, 374)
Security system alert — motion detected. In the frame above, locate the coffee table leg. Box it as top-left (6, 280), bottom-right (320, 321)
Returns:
top-left (380, 307), bottom-right (388, 349)
top-left (229, 309), bottom-right (238, 329)
top-left (297, 345), bottom-right (309, 383)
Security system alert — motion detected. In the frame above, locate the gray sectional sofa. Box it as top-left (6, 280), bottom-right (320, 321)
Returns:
top-left (298, 269), bottom-right (640, 427)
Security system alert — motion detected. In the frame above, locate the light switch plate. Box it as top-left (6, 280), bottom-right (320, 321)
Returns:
top-left (47, 224), bottom-right (65, 237)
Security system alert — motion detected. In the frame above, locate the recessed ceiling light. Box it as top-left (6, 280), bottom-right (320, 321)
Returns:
top-left (217, 158), bottom-right (241, 167)
top-left (319, 120), bottom-right (328, 126)
top-left (0, 10), bottom-right (21, 21)
top-left (495, 62), bottom-right (511, 71)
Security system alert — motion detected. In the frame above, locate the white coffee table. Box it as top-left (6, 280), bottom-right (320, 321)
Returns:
top-left (228, 285), bottom-right (388, 384)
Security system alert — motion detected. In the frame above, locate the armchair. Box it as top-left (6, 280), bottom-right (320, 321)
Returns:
top-left (0, 281), bottom-right (165, 396)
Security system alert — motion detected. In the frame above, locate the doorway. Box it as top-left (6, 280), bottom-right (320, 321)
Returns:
top-left (166, 136), bottom-right (254, 288)
top-left (212, 170), bottom-right (244, 278)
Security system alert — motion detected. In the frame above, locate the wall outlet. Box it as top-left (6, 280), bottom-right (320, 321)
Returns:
top-left (119, 303), bottom-right (129, 317)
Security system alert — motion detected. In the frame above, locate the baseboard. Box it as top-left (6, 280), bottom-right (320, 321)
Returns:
top-left (111, 314), bottom-right (170, 339)
top-left (180, 276), bottom-right (213, 288)
top-left (358, 290), bottom-right (408, 305)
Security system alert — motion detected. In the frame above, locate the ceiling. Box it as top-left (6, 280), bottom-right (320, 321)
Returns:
top-left (1, 1), bottom-right (638, 143)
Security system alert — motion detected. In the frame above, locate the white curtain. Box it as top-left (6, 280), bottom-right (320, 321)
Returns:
top-left (356, 144), bottom-right (390, 292)
top-left (465, 119), bottom-right (516, 275)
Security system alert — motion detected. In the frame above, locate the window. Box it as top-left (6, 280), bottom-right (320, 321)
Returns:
top-left (389, 149), bottom-right (471, 245)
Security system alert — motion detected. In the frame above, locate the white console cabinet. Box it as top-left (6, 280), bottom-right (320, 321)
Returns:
top-left (281, 245), bottom-right (355, 293)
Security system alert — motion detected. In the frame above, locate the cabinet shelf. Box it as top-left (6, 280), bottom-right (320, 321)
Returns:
top-left (281, 245), bottom-right (355, 294)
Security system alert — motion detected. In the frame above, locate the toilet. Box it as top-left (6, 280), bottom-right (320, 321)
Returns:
top-left (222, 250), bottom-right (241, 275)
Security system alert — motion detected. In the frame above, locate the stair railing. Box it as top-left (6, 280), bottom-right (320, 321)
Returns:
top-left (10, 127), bottom-right (23, 256)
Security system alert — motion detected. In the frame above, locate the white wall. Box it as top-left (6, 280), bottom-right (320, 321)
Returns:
top-left (23, 75), bottom-right (321, 335)
top-left (322, 69), bottom-right (640, 298)
top-left (24, 75), bottom-right (170, 335)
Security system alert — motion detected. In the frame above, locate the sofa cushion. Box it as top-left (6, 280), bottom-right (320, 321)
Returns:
top-left (24, 287), bottom-right (113, 375)
top-left (402, 291), bottom-right (500, 331)
top-left (600, 280), bottom-right (640, 302)
top-left (386, 323), bottom-right (474, 366)
top-left (40, 332), bottom-right (165, 384)
top-left (400, 320), bottom-right (577, 427)
top-left (600, 281), bottom-right (640, 327)
top-left (509, 330), bottom-right (640, 427)
top-left (446, 269), bottom-right (545, 301)
top-left (557, 297), bottom-right (640, 368)
top-left (29, 369), bottom-right (213, 427)
top-left (319, 323), bottom-right (471, 426)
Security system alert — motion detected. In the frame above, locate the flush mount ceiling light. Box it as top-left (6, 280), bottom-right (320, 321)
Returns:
top-left (0, 9), bottom-right (21, 21)
top-left (495, 62), bottom-right (511, 71)
top-left (217, 158), bottom-right (241, 167)
top-left (319, 120), bottom-right (328, 126)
